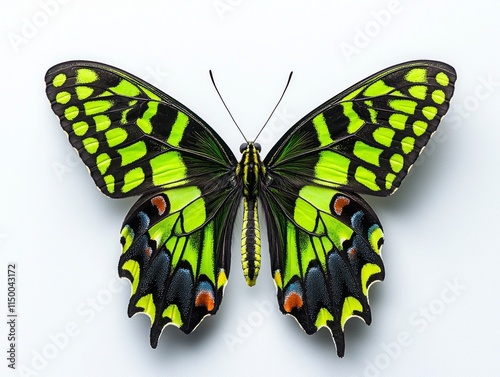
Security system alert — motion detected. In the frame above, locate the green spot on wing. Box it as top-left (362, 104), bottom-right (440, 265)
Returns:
top-left (401, 136), bottom-right (415, 154)
top-left (53, 73), bottom-right (67, 87)
top-left (408, 85), bottom-right (427, 100)
top-left (82, 137), bottom-right (99, 154)
top-left (368, 225), bottom-right (383, 255)
top-left (372, 127), bottom-right (395, 147)
top-left (341, 86), bottom-right (363, 101)
top-left (105, 127), bottom-right (128, 147)
top-left (389, 99), bottom-right (417, 114)
top-left (385, 173), bottom-right (396, 190)
top-left (353, 141), bottom-right (383, 167)
top-left (104, 175), bottom-right (115, 193)
top-left (84, 100), bottom-right (113, 116)
top-left (354, 166), bottom-right (380, 191)
top-left (412, 120), bottom-right (428, 136)
top-left (422, 106), bottom-right (438, 120)
top-left (389, 153), bottom-right (404, 173)
top-left (96, 153), bottom-right (111, 175)
top-left (118, 141), bottom-right (147, 166)
top-left (315, 308), bottom-right (334, 329)
top-left (363, 79), bottom-right (394, 97)
top-left (76, 86), bottom-right (94, 100)
top-left (141, 86), bottom-right (161, 101)
top-left (136, 294), bottom-right (156, 323)
top-left (56, 91), bottom-right (71, 104)
top-left (361, 263), bottom-right (382, 296)
top-left (299, 186), bottom-right (333, 214)
top-left (76, 68), bottom-right (98, 84)
top-left (110, 79), bottom-right (141, 97)
top-left (341, 297), bottom-right (362, 329)
top-left (64, 106), bottom-right (79, 121)
top-left (72, 121), bottom-right (89, 137)
top-left (94, 115), bottom-right (111, 131)
top-left (163, 305), bottom-right (183, 327)
top-left (199, 224), bottom-right (216, 282)
top-left (183, 239), bottom-right (202, 276)
top-left (405, 68), bottom-right (427, 83)
top-left (436, 72), bottom-right (450, 86)
top-left (167, 186), bottom-right (202, 213)
top-left (121, 260), bottom-right (140, 294)
top-left (122, 167), bottom-right (145, 193)
top-left (121, 225), bottom-right (134, 254)
top-left (432, 89), bottom-right (446, 104)
top-left (388, 113), bottom-right (408, 130)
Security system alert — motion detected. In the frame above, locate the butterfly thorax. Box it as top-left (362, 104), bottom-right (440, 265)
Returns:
top-left (237, 142), bottom-right (265, 196)
top-left (237, 142), bottom-right (264, 286)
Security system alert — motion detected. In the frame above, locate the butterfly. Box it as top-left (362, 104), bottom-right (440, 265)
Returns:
top-left (45, 60), bottom-right (456, 357)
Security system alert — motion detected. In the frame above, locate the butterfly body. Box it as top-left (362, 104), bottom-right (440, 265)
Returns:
top-left (238, 142), bottom-right (264, 286)
top-left (45, 60), bottom-right (456, 356)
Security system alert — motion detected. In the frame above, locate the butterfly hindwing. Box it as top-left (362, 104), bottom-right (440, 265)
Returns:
top-left (264, 60), bottom-right (456, 196)
top-left (261, 183), bottom-right (384, 357)
top-left (119, 183), bottom-right (240, 346)
top-left (45, 61), bottom-right (236, 198)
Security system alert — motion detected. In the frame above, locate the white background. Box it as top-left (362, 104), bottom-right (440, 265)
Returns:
top-left (1, 0), bottom-right (499, 376)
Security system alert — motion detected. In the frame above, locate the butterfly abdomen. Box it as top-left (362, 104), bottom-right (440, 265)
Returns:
top-left (241, 197), bottom-right (261, 286)
top-left (238, 142), bottom-right (263, 286)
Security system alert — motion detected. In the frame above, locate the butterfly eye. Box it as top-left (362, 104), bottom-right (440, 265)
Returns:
top-left (254, 143), bottom-right (261, 152)
top-left (239, 143), bottom-right (248, 153)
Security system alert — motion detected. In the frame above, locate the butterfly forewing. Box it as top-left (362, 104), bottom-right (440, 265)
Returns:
top-left (45, 61), bottom-right (237, 198)
top-left (264, 60), bottom-right (456, 196)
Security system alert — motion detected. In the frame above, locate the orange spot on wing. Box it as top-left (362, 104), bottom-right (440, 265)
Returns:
top-left (195, 291), bottom-right (215, 312)
top-left (334, 196), bottom-right (350, 215)
top-left (284, 292), bottom-right (303, 312)
top-left (151, 196), bottom-right (167, 215)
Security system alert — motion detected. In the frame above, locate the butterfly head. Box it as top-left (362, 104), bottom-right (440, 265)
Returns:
top-left (239, 142), bottom-right (261, 154)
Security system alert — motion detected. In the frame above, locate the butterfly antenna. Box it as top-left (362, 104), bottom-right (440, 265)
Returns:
top-left (210, 70), bottom-right (248, 142)
top-left (254, 71), bottom-right (293, 142)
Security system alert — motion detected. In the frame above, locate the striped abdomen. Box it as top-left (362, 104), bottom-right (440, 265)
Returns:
top-left (241, 197), bottom-right (261, 286)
